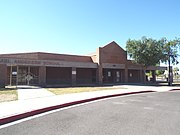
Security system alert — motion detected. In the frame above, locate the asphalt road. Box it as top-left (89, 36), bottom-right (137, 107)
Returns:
top-left (1, 91), bottom-right (180, 135)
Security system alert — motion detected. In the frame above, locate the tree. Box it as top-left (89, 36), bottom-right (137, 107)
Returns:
top-left (160, 38), bottom-right (180, 65)
top-left (173, 67), bottom-right (179, 77)
top-left (126, 37), bottom-right (180, 67)
top-left (174, 67), bottom-right (179, 72)
top-left (126, 36), bottom-right (180, 85)
top-left (126, 36), bottom-right (164, 67)
top-left (160, 38), bottom-right (180, 85)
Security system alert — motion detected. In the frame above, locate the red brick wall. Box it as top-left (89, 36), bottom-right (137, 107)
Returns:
top-left (0, 53), bottom-right (39, 60)
top-left (0, 64), bottom-right (7, 87)
top-left (38, 53), bottom-right (93, 62)
top-left (76, 68), bottom-right (96, 84)
top-left (100, 42), bottom-right (127, 64)
top-left (0, 52), bottom-right (93, 63)
top-left (103, 69), bottom-right (125, 83)
top-left (46, 67), bottom-right (71, 85)
top-left (128, 70), bottom-right (140, 83)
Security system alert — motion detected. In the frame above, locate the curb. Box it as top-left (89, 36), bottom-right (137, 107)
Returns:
top-left (169, 89), bottom-right (180, 91)
top-left (0, 90), bottom-right (155, 125)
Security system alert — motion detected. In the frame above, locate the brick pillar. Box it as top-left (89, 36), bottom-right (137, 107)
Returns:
top-left (139, 70), bottom-right (143, 83)
top-left (0, 64), bottom-right (7, 88)
top-left (152, 70), bottom-right (156, 83)
top-left (39, 66), bottom-right (46, 87)
top-left (95, 68), bottom-right (99, 85)
top-left (124, 67), bottom-right (128, 83)
top-left (143, 68), bottom-right (146, 83)
top-left (96, 47), bottom-right (103, 85)
top-left (97, 65), bottom-right (103, 85)
top-left (72, 67), bottom-right (76, 86)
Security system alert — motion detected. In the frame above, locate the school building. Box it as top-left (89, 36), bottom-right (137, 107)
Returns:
top-left (0, 41), bottom-right (166, 88)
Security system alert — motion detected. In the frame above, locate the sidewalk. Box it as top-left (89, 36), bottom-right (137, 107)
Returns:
top-left (17, 85), bottom-right (55, 100)
top-left (0, 85), bottom-right (180, 125)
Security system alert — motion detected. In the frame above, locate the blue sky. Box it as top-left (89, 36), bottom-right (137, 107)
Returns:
top-left (0, 0), bottom-right (180, 67)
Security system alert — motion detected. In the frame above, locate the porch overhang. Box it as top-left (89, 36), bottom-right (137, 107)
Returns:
top-left (0, 58), bottom-right (98, 68)
top-left (102, 63), bottom-right (125, 69)
top-left (146, 66), bottom-right (167, 71)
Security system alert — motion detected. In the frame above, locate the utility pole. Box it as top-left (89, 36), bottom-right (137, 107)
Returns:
top-left (168, 53), bottom-right (171, 86)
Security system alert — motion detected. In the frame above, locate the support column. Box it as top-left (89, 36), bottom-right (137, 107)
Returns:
top-left (140, 69), bottom-right (145, 83)
top-left (39, 66), bottom-right (46, 87)
top-left (152, 70), bottom-right (156, 83)
top-left (72, 67), bottom-right (76, 86)
top-left (96, 47), bottom-right (103, 85)
top-left (10, 66), bottom-right (12, 86)
top-left (97, 65), bottom-right (103, 85)
top-left (27, 66), bottom-right (31, 85)
top-left (143, 68), bottom-right (146, 84)
top-left (0, 64), bottom-right (7, 88)
top-left (16, 66), bottom-right (19, 86)
top-left (95, 68), bottom-right (99, 85)
top-left (124, 67), bottom-right (128, 83)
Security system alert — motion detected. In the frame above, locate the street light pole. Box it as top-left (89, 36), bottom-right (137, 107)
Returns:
top-left (168, 53), bottom-right (171, 86)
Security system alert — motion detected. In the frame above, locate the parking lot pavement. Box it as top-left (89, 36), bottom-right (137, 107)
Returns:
top-left (0, 85), bottom-right (179, 125)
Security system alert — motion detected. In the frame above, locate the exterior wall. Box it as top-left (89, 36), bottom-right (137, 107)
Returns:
top-left (46, 67), bottom-right (71, 85)
top-left (90, 41), bottom-right (145, 85)
top-left (103, 69), bottom-right (125, 84)
top-left (126, 60), bottom-right (145, 83)
top-left (0, 41), bottom-right (153, 87)
top-left (38, 53), bottom-right (93, 62)
top-left (92, 42), bottom-right (128, 85)
top-left (128, 70), bottom-right (141, 83)
top-left (100, 42), bottom-right (127, 64)
top-left (72, 67), bottom-right (76, 86)
top-left (76, 68), bottom-right (96, 84)
top-left (39, 66), bottom-right (46, 87)
top-left (0, 53), bottom-right (39, 60)
top-left (92, 48), bottom-right (103, 85)
top-left (0, 52), bottom-right (93, 62)
top-left (0, 64), bottom-right (7, 88)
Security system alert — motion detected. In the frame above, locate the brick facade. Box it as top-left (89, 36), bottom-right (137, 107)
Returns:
top-left (0, 41), bottom-right (162, 87)
top-left (0, 64), bottom-right (7, 88)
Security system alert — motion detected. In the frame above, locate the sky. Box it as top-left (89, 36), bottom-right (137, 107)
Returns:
top-left (0, 0), bottom-right (180, 68)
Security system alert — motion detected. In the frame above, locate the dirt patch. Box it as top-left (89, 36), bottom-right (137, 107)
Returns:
top-left (0, 89), bottom-right (18, 103)
top-left (0, 94), bottom-right (17, 103)
top-left (47, 87), bottom-right (126, 95)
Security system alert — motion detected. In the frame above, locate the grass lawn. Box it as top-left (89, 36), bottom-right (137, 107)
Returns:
top-left (47, 86), bottom-right (124, 95)
top-left (0, 88), bottom-right (18, 103)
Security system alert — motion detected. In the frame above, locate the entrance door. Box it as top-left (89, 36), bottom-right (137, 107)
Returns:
top-left (18, 66), bottom-right (39, 85)
top-left (18, 67), bottom-right (28, 85)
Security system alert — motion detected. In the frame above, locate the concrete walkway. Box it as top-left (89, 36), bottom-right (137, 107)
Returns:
top-left (0, 85), bottom-right (179, 125)
top-left (17, 86), bottom-right (55, 100)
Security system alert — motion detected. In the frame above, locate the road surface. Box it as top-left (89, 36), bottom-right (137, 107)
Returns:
top-left (1, 91), bottom-right (180, 135)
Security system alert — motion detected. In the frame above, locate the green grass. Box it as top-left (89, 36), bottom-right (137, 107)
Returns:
top-left (47, 86), bottom-right (124, 95)
top-left (0, 88), bottom-right (18, 103)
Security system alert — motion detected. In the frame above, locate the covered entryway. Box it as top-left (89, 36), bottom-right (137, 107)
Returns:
top-left (103, 69), bottom-right (125, 84)
top-left (7, 66), bottom-right (39, 86)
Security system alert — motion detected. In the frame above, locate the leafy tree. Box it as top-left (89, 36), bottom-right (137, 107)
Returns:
top-left (160, 38), bottom-right (180, 65)
top-left (173, 67), bottom-right (179, 77)
top-left (126, 37), bottom-right (180, 67)
top-left (126, 37), bottom-right (164, 67)
top-left (156, 70), bottom-right (164, 76)
top-left (174, 67), bottom-right (179, 72)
